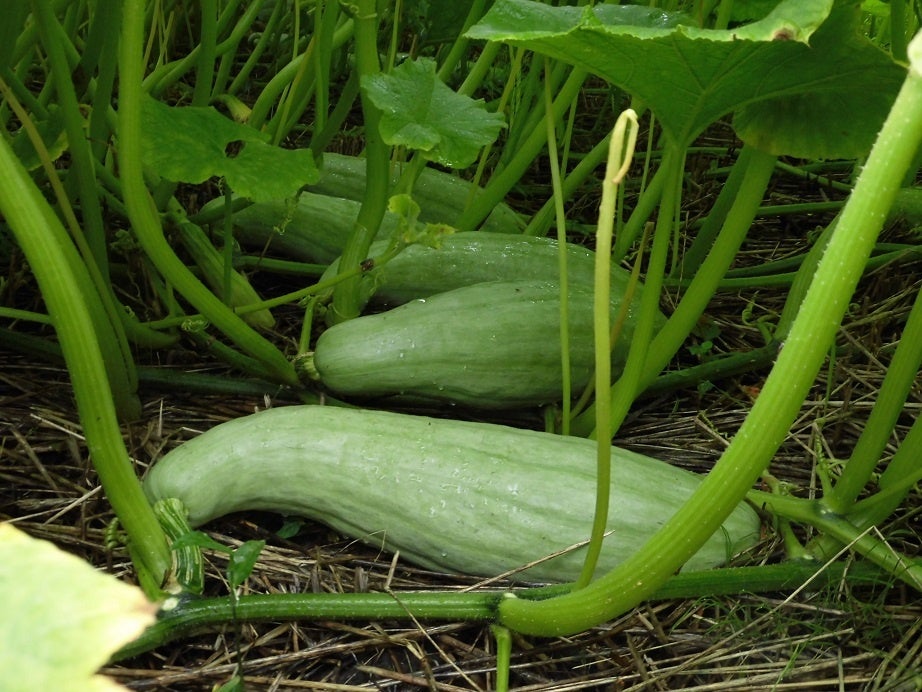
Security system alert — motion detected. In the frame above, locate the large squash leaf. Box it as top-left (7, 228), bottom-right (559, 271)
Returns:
top-left (0, 524), bottom-right (156, 691)
top-left (467, 0), bottom-right (902, 157)
top-left (362, 58), bottom-right (505, 168)
top-left (140, 95), bottom-right (318, 202)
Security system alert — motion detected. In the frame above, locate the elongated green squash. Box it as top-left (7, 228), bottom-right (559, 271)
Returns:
top-left (312, 153), bottom-right (524, 234)
top-left (222, 193), bottom-right (393, 264)
top-left (322, 231), bottom-right (643, 309)
top-left (311, 279), bottom-right (652, 408)
top-left (211, 153), bottom-right (523, 264)
top-left (143, 405), bottom-right (761, 583)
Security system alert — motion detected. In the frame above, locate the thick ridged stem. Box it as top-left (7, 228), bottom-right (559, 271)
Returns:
top-left (497, 35), bottom-right (922, 637)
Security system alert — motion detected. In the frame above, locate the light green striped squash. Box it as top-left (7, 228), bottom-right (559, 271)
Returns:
top-left (322, 231), bottom-right (645, 309)
top-left (212, 153), bottom-right (523, 264)
top-left (143, 405), bottom-right (761, 583)
top-left (311, 279), bottom-right (660, 409)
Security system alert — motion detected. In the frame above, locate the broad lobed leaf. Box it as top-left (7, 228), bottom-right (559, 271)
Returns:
top-left (362, 58), bottom-right (505, 168)
top-left (139, 96), bottom-right (319, 202)
top-left (467, 0), bottom-right (902, 158)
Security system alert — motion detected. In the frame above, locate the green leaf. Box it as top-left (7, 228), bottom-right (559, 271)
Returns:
top-left (140, 96), bottom-right (318, 202)
top-left (221, 142), bottom-right (316, 202)
top-left (361, 58), bottom-right (505, 168)
top-left (10, 106), bottom-right (68, 170)
top-left (172, 529), bottom-right (232, 554)
top-left (732, 3), bottom-right (904, 159)
top-left (216, 675), bottom-right (246, 692)
top-left (0, 524), bottom-right (155, 691)
top-left (227, 539), bottom-right (266, 590)
top-left (388, 193), bottom-right (454, 247)
top-left (276, 517), bottom-right (304, 539)
top-left (467, 0), bottom-right (901, 155)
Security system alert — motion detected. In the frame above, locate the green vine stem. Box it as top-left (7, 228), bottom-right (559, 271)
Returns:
top-left (141, 2), bottom-right (255, 98)
top-left (525, 130), bottom-right (610, 238)
top-left (436, 0), bottom-right (490, 83)
top-left (210, 0), bottom-right (264, 97)
top-left (543, 59), bottom-right (574, 431)
top-left (496, 33), bottom-right (922, 637)
top-left (329, 0), bottom-right (391, 323)
top-left (115, 560), bottom-right (892, 661)
top-left (0, 133), bottom-right (172, 595)
top-left (83, 1), bottom-right (121, 162)
top-left (117, 4), bottom-right (298, 388)
top-left (846, 413), bottom-right (922, 531)
top-left (673, 144), bottom-right (761, 278)
top-left (636, 146), bottom-right (778, 387)
top-left (191, 0), bottom-right (218, 106)
top-left (823, 277), bottom-right (922, 513)
top-left (490, 625), bottom-right (512, 692)
top-left (299, 0), bottom-right (339, 148)
top-left (747, 489), bottom-right (922, 591)
top-left (266, 28), bottom-right (317, 145)
top-left (0, 73), bottom-right (141, 419)
top-left (31, 0), bottom-right (107, 271)
top-left (612, 160), bottom-right (668, 262)
top-left (570, 144), bottom-right (779, 437)
top-left (804, 286), bottom-right (922, 561)
top-left (577, 109), bottom-right (638, 588)
top-left (584, 144), bottom-right (683, 443)
top-left (567, 144), bottom-right (683, 440)
top-left (225, 1), bottom-right (285, 98)
top-left (454, 67), bottom-right (588, 233)
top-left (889, 0), bottom-right (909, 62)
top-left (247, 19), bottom-right (355, 132)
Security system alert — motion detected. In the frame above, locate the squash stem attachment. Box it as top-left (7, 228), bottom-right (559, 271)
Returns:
top-left (576, 109), bottom-right (638, 589)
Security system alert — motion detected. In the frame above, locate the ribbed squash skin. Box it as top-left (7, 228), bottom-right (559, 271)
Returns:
top-left (213, 154), bottom-right (522, 264)
top-left (226, 193), bottom-right (396, 264)
top-left (143, 406), bottom-right (761, 582)
top-left (312, 279), bottom-right (650, 408)
top-left (323, 232), bottom-right (644, 309)
top-left (312, 153), bottom-right (523, 234)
